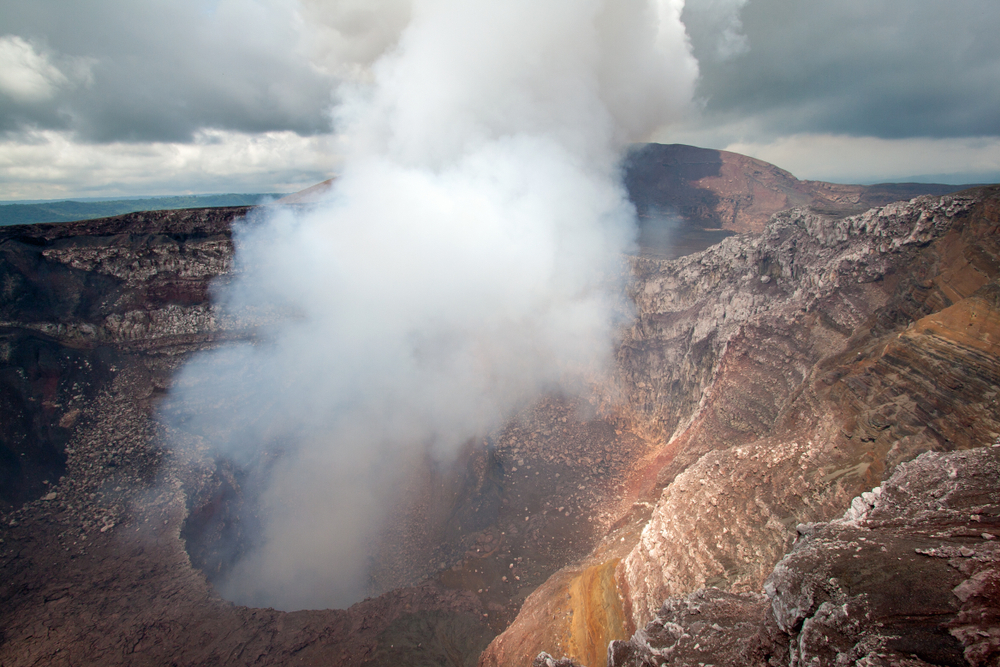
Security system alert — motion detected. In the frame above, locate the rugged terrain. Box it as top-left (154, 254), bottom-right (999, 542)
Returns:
top-left (483, 186), bottom-right (1000, 666)
top-left (603, 445), bottom-right (1000, 667)
top-left (0, 145), bottom-right (995, 666)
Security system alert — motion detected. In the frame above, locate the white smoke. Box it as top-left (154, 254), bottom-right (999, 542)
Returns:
top-left (167, 0), bottom-right (699, 611)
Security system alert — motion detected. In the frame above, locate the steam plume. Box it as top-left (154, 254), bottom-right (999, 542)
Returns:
top-left (166, 0), bottom-right (698, 610)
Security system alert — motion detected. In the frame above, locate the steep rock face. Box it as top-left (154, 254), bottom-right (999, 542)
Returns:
top-left (479, 530), bottom-right (640, 667)
top-left (482, 187), bottom-right (1000, 665)
top-left (607, 587), bottom-right (770, 667)
top-left (609, 446), bottom-right (1000, 667)
top-left (0, 208), bottom-right (245, 511)
top-left (617, 189), bottom-right (1000, 627)
top-left (765, 447), bottom-right (1000, 667)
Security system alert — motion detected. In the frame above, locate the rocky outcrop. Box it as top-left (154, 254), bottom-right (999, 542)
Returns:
top-left (765, 446), bottom-right (1000, 667)
top-left (606, 587), bottom-right (770, 667)
top-left (0, 207), bottom-right (246, 512)
top-left (608, 445), bottom-right (1000, 667)
top-left (482, 187), bottom-right (1000, 665)
top-left (617, 189), bottom-right (1000, 630)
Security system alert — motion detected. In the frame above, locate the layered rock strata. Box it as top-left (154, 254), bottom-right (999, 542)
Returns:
top-left (608, 445), bottom-right (1000, 667)
top-left (618, 189), bottom-right (1000, 628)
top-left (482, 187), bottom-right (1000, 665)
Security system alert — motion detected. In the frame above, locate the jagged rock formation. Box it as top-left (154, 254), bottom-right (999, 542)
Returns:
top-left (618, 191), bottom-right (1000, 623)
top-left (0, 147), bottom-right (994, 667)
top-left (608, 445), bottom-right (1000, 667)
top-left (0, 207), bottom-right (244, 512)
top-left (481, 187), bottom-right (1000, 666)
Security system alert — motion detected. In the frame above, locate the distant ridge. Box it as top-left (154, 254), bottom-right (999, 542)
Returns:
top-left (0, 193), bottom-right (286, 226)
top-left (7, 144), bottom-right (985, 253)
top-left (273, 179), bottom-right (335, 205)
top-left (622, 143), bottom-right (985, 257)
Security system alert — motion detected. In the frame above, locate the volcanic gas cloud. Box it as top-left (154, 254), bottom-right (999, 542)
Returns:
top-left (165, 0), bottom-right (700, 611)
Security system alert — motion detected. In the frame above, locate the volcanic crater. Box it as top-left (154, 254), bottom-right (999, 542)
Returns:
top-left (2, 145), bottom-right (998, 667)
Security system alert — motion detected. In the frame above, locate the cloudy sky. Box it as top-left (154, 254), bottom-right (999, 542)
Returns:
top-left (1, 0), bottom-right (998, 201)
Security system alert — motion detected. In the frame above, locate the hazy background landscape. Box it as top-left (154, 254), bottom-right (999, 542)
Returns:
top-left (0, 193), bottom-right (284, 226)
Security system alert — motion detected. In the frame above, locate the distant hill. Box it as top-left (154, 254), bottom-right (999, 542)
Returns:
top-left (0, 193), bottom-right (287, 226)
top-left (622, 143), bottom-right (984, 257)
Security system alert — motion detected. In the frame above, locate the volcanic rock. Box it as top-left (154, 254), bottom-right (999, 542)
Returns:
top-left (481, 187), bottom-right (1000, 665)
top-left (0, 148), bottom-right (994, 667)
top-left (617, 189), bottom-right (1000, 628)
top-left (607, 446), bottom-right (1000, 667)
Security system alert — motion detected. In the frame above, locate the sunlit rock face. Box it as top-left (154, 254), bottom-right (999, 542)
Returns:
top-left (607, 446), bottom-right (1000, 667)
top-left (615, 190), bottom-right (1000, 633)
top-left (485, 186), bottom-right (1000, 666)
top-left (617, 191), bottom-right (1000, 627)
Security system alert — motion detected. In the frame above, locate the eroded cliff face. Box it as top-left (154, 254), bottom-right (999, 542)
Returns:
top-left (0, 207), bottom-right (245, 513)
top-left (608, 446), bottom-right (1000, 667)
top-left (482, 187), bottom-right (1000, 666)
top-left (619, 191), bottom-right (1000, 625)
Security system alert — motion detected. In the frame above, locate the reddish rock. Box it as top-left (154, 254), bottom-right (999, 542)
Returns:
top-left (485, 188), bottom-right (1000, 665)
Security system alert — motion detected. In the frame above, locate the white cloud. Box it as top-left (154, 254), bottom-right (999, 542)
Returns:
top-left (3, 0), bottom-right (998, 199)
top-left (1, 1), bottom-right (335, 142)
top-left (0, 129), bottom-right (341, 200)
top-left (298, 0), bottom-right (412, 79)
top-left (0, 35), bottom-right (91, 103)
top-left (724, 134), bottom-right (1000, 184)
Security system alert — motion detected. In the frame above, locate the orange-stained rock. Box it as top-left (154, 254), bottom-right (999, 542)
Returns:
top-left (487, 187), bottom-right (1000, 664)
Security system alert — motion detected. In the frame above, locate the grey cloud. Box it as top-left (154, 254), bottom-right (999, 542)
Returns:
top-left (682, 0), bottom-right (1000, 140)
top-left (0, 0), bottom-right (337, 142)
top-left (298, 0), bottom-right (411, 75)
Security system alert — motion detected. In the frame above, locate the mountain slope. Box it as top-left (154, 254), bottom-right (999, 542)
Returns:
top-left (624, 143), bottom-right (976, 257)
top-left (481, 187), bottom-right (1000, 666)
